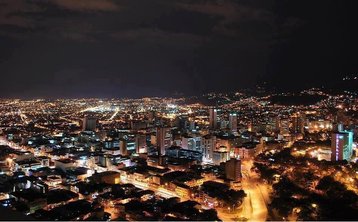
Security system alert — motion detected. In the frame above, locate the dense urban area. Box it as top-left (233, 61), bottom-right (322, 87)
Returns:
top-left (0, 88), bottom-right (357, 221)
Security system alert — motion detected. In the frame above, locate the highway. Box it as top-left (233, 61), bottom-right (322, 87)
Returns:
top-left (241, 160), bottom-right (269, 222)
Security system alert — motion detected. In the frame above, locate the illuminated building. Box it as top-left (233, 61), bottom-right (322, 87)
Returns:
top-left (215, 137), bottom-right (232, 151)
top-left (212, 150), bottom-right (229, 165)
top-left (104, 139), bottom-right (119, 150)
top-left (237, 143), bottom-right (258, 160)
top-left (220, 120), bottom-right (228, 129)
top-left (82, 116), bottom-right (97, 131)
top-left (279, 119), bottom-right (290, 135)
top-left (181, 136), bottom-right (202, 152)
top-left (209, 108), bottom-right (218, 129)
top-left (174, 183), bottom-right (192, 197)
top-left (91, 171), bottom-right (121, 185)
top-left (307, 120), bottom-right (333, 133)
top-left (13, 159), bottom-right (42, 175)
top-left (37, 156), bottom-right (50, 167)
top-left (228, 112), bottom-right (237, 132)
top-left (291, 113), bottom-right (305, 134)
top-left (135, 134), bottom-right (147, 153)
top-left (189, 119), bottom-right (195, 131)
top-left (166, 146), bottom-right (203, 162)
top-left (120, 138), bottom-right (136, 156)
top-left (225, 158), bottom-right (241, 181)
top-left (331, 130), bottom-right (353, 161)
top-left (54, 159), bottom-right (75, 172)
top-left (156, 127), bottom-right (172, 155)
top-left (202, 135), bottom-right (216, 160)
top-left (11, 189), bottom-right (47, 214)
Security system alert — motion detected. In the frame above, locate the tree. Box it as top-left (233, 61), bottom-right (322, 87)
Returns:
top-left (199, 209), bottom-right (221, 221)
top-left (316, 176), bottom-right (346, 193)
top-left (225, 189), bottom-right (246, 207)
top-left (254, 162), bottom-right (277, 183)
top-left (270, 197), bottom-right (296, 217)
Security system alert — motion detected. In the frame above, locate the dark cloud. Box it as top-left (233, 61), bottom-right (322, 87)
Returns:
top-left (0, 0), bottom-right (356, 98)
top-left (50, 0), bottom-right (119, 12)
top-left (266, 0), bottom-right (358, 90)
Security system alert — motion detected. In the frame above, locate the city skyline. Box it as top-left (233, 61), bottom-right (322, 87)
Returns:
top-left (0, 88), bottom-right (357, 221)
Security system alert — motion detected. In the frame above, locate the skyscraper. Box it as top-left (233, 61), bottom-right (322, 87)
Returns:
top-left (82, 116), bottom-right (97, 131)
top-left (120, 137), bottom-right (136, 156)
top-left (331, 130), bottom-right (353, 161)
top-left (229, 112), bottom-right (238, 132)
top-left (156, 127), bottom-right (172, 156)
top-left (291, 113), bottom-right (305, 134)
top-left (209, 108), bottom-right (218, 129)
top-left (181, 136), bottom-right (202, 152)
top-left (202, 135), bottom-right (216, 160)
top-left (225, 158), bottom-right (242, 181)
top-left (119, 139), bottom-right (128, 156)
top-left (135, 134), bottom-right (147, 154)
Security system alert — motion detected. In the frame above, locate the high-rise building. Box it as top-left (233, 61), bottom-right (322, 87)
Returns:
top-left (291, 113), bottom-right (305, 134)
top-left (331, 130), bottom-right (353, 161)
top-left (82, 116), bottom-right (97, 131)
top-left (135, 134), bottom-right (147, 154)
top-left (209, 108), bottom-right (218, 129)
top-left (181, 136), bottom-right (202, 152)
top-left (119, 139), bottom-right (128, 156)
top-left (275, 116), bottom-right (281, 132)
top-left (279, 118), bottom-right (290, 135)
top-left (202, 135), bottom-right (216, 160)
top-left (119, 138), bottom-right (136, 156)
top-left (156, 127), bottom-right (172, 156)
top-left (188, 119), bottom-right (195, 131)
top-left (229, 112), bottom-right (238, 132)
top-left (225, 158), bottom-right (242, 181)
top-left (148, 111), bottom-right (156, 122)
top-left (213, 150), bottom-right (229, 165)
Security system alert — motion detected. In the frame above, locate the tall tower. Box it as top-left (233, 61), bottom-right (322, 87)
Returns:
top-left (119, 139), bottom-right (128, 156)
top-left (225, 158), bottom-right (242, 181)
top-left (209, 108), bottom-right (218, 129)
top-left (331, 130), bottom-right (353, 161)
top-left (291, 113), bottom-right (305, 134)
top-left (229, 112), bottom-right (238, 132)
top-left (156, 127), bottom-right (172, 156)
top-left (82, 116), bottom-right (97, 131)
top-left (202, 135), bottom-right (216, 160)
top-left (135, 134), bottom-right (147, 154)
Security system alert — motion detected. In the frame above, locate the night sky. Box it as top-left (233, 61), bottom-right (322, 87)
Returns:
top-left (0, 0), bottom-right (357, 98)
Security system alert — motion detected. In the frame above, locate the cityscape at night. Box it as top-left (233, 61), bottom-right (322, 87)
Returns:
top-left (0, 0), bottom-right (358, 221)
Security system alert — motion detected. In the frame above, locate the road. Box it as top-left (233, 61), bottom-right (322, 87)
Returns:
top-left (238, 160), bottom-right (269, 222)
top-left (216, 159), bottom-right (269, 222)
top-left (243, 176), bottom-right (268, 221)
